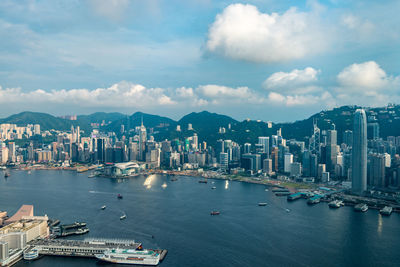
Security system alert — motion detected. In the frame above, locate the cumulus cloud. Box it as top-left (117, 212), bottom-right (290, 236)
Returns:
top-left (337, 61), bottom-right (398, 91)
top-left (267, 91), bottom-right (334, 107)
top-left (264, 67), bottom-right (320, 90)
top-left (206, 4), bottom-right (326, 63)
top-left (335, 61), bottom-right (400, 106)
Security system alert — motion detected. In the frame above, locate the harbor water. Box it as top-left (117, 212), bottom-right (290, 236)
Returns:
top-left (1, 170), bottom-right (399, 267)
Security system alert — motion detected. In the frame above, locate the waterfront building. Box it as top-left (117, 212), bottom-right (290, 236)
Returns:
top-left (284, 153), bottom-right (293, 173)
top-left (352, 109), bottom-right (368, 195)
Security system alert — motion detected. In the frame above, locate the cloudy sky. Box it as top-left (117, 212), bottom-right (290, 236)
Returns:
top-left (1, 0), bottom-right (400, 122)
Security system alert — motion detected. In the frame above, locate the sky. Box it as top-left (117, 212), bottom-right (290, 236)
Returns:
top-left (0, 0), bottom-right (400, 122)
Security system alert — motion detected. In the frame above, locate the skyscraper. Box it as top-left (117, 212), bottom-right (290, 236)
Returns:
top-left (352, 109), bottom-right (367, 194)
top-left (258, 137), bottom-right (270, 156)
top-left (139, 118), bottom-right (147, 161)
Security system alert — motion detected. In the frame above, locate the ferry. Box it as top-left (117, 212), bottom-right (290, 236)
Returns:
top-left (258, 203), bottom-right (267, 206)
top-left (23, 249), bottom-right (39, 260)
top-left (354, 203), bottom-right (368, 212)
top-left (61, 222), bottom-right (87, 230)
top-left (120, 214), bottom-right (127, 220)
top-left (380, 206), bottom-right (393, 216)
top-left (101, 205), bottom-right (106, 210)
top-left (95, 248), bottom-right (160, 265)
top-left (210, 211), bottom-right (220, 215)
top-left (328, 200), bottom-right (344, 208)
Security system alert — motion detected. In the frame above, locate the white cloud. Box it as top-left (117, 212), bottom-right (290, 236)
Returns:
top-left (88, 0), bottom-right (130, 21)
top-left (264, 67), bottom-right (320, 90)
top-left (341, 14), bottom-right (375, 36)
top-left (206, 4), bottom-right (326, 63)
top-left (337, 61), bottom-right (397, 91)
top-left (267, 91), bottom-right (334, 107)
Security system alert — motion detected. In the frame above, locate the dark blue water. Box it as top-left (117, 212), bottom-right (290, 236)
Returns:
top-left (1, 170), bottom-right (399, 267)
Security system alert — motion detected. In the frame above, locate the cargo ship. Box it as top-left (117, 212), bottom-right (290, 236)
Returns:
top-left (95, 248), bottom-right (160, 265)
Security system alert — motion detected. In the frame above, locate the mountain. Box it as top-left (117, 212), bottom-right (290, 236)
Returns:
top-left (76, 112), bottom-right (126, 125)
top-left (0, 111), bottom-right (76, 131)
top-left (104, 112), bottom-right (177, 134)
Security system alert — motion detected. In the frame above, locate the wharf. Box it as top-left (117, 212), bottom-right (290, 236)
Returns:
top-left (26, 238), bottom-right (167, 263)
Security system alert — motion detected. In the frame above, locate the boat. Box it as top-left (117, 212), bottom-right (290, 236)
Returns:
top-left (171, 178), bottom-right (178, 181)
top-left (354, 203), bottom-right (368, 212)
top-left (4, 172), bottom-right (9, 178)
top-left (95, 248), bottom-right (160, 265)
top-left (59, 227), bottom-right (90, 237)
top-left (88, 173), bottom-right (96, 178)
top-left (61, 222), bottom-right (87, 230)
top-left (101, 205), bottom-right (106, 210)
top-left (211, 186), bottom-right (216, 189)
top-left (328, 200), bottom-right (344, 208)
top-left (161, 182), bottom-right (167, 188)
top-left (120, 214), bottom-right (127, 220)
top-left (198, 180), bottom-right (208, 183)
top-left (307, 196), bottom-right (321, 205)
top-left (210, 211), bottom-right (220, 215)
top-left (380, 206), bottom-right (393, 216)
top-left (285, 209), bottom-right (290, 213)
top-left (117, 194), bottom-right (123, 199)
top-left (23, 249), bottom-right (39, 260)
top-left (258, 203), bottom-right (267, 206)
top-left (27, 171), bottom-right (32, 175)
top-left (264, 189), bottom-right (269, 192)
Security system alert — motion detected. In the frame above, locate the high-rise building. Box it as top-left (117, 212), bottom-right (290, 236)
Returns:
top-left (220, 152), bottom-right (228, 170)
top-left (352, 109), bottom-right (367, 194)
top-left (258, 137), bottom-right (270, 156)
top-left (284, 153), bottom-right (293, 173)
top-left (244, 143), bottom-right (251, 154)
top-left (138, 119), bottom-right (147, 161)
top-left (343, 130), bottom-right (353, 147)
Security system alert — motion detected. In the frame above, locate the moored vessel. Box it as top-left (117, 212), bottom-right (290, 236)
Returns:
top-left (354, 203), bottom-right (368, 212)
top-left (95, 248), bottom-right (160, 265)
top-left (380, 206), bottom-right (393, 216)
top-left (210, 211), bottom-right (220, 215)
top-left (258, 203), bottom-right (267, 206)
top-left (328, 200), bottom-right (344, 208)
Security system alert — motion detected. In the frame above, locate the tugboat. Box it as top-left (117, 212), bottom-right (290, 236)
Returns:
top-left (210, 211), bottom-right (220, 215)
top-left (117, 194), bottom-right (123, 199)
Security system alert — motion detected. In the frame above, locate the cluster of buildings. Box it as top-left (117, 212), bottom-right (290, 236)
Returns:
top-left (1, 109), bottom-right (400, 193)
top-left (0, 205), bottom-right (49, 266)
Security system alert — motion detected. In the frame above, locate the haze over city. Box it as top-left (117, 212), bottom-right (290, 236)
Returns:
top-left (1, 0), bottom-right (400, 121)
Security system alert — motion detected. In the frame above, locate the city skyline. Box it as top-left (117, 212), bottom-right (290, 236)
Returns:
top-left (1, 1), bottom-right (400, 120)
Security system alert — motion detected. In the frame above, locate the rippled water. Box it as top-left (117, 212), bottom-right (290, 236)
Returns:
top-left (0, 170), bottom-right (398, 267)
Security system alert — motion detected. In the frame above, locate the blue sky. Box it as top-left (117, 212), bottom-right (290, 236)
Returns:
top-left (0, 0), bottom-right (400, 122)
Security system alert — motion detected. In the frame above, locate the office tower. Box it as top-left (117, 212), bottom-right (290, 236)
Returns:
top-left (352, 109), bottom-right (367, 194)
top-left (139, 119), bottom-right (147, 161)
top-left (220, 152), bottom-right (228, 170)
top-left (263, 158), bottom-right (272, 175)
top-left (368, 154), bottom-right (385, 187)
top-left (97, 138), bottom-right (105, 163)
top-left (343, 130), bottom-right (353, 147)
top-left (244, 143), bottom-right (251, 154)
top-left (310, 154), bottom-right (318, 178)
top-left (367, 122), bottom-right (380, 140)
top-left (302, 150), bottom-right (311, 177)
top-left (33, 124), bottom-right (41, 135)
top-left (258, 137), bottom-right (270, 156)
top-left (284, 153), bottom-right (293, 173)
top-left (290, 162), bottom-right (302, 177)
top-left (317, 164), bottom-right (326, 180)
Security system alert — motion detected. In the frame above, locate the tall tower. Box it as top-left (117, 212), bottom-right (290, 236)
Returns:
top-left (139, 116), bottom-right (147, 161)
top-left (352, 109), bottom-right (367, 194)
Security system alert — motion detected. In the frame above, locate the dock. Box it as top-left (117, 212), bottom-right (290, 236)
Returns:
top-left (25, 238), bottom-right (167, 263)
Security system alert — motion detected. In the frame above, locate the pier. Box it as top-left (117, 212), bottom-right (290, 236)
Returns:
top-left (25, 238), bottom-right (168, 262)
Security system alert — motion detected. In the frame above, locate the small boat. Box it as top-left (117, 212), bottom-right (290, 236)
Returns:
top-left (120, 214), bottom-right (127, 220)
top-left (117, 194), bottom-right (123, 199)
top-left (211, 181), bottom-right (215, 184)
top-left (198, 180), bottom-right (208, 184)
top-left (27, 171), bottom-right (32, 175)
top-left (4, 172), bottom-right (9, 178)
top-left (258, 203), bottom-right (267, 206)
top-left (171, 178), bottom-right (178, 181)
top-left (285, 209), bottom-right (290, 213)
top-left (265, 189), bottom-right (269, 192)
top-left (88, 173), bottom-right (96, 178)
top-left (328, 200), bottom-right (344, 208)
top-left (210, 211), bottom-right (220, 215)
top-left (380, 206), bottom-right (393, 216)
top-left (354, 203), bottom-right (368, 212)
top-left (101, 205), bottom-right (106, 210)
top-left (211, 186), bottom-right (216, 189)
top-left (161, 182), bottom-right (167, 188)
